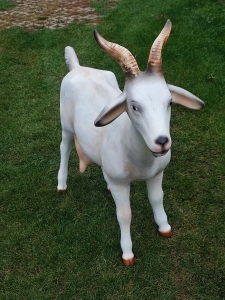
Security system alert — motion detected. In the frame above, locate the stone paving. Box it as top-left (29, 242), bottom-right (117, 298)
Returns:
top-left (0, 0), bottom-right (104, 30)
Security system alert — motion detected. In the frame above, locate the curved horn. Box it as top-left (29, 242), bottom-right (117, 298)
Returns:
top-left (94, 30), bottom-right (141, 77)
top-left (148, 19), bottom-right (172, 73)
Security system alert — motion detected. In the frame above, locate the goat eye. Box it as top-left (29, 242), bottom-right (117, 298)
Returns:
top-left (169, 101), bottom-right (172, 107)
top-left (132, 105), bottom-right (138, 111)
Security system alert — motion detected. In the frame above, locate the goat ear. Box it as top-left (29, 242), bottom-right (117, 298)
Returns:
top-left (168, 84), bottom-right (205, 110)
top-left (94, 92), bottom-right (127, 127)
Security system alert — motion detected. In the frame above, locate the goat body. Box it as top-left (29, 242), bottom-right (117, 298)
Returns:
top-left (57, 21), bottom-right (204, 266)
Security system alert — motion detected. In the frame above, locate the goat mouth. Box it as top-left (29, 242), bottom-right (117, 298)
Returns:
top-left (152, 150), bottom-right (169, 157)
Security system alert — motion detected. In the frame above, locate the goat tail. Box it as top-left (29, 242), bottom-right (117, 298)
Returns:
top-left (65, 46), bottom-right (80, 70)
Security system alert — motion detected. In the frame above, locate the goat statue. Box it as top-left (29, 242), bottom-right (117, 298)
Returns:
top-left (57, 20), bottom-right (204, 266)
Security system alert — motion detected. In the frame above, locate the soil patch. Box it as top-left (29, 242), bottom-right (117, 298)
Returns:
top-left (0, 0), bottom-right (106, 30)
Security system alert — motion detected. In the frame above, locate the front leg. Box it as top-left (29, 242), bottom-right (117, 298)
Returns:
top-left (108, 179), bottom-right (135, 266)
top-left (146, 171), bottom-right (172, 237)
top-left (101, 167), bottom-right (110, 192)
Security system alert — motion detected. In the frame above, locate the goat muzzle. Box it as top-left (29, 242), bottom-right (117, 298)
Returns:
top-left (152, 149), bottom-right (169, 158)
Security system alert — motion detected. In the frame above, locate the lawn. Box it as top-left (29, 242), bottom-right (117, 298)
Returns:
top-left (0, 0), bottom-right (16, 11)
top-left (0, 0), bottom-right (225, 299)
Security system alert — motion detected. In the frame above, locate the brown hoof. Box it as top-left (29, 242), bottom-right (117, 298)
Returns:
top-left (159, 229), bottom-right (172, 238)
top-left (123, 257), bottom-right (135, 266)
top-left (107, 188), bottom-right (111, 193)
top-left (57, 188), bottom-right (67, 193)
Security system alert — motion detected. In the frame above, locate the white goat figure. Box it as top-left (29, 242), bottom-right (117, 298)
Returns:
top-left (57, 20), bottom-right (204, 266)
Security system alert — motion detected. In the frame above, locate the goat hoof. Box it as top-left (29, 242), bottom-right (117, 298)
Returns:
top-left (107, 188), bottom-right (111, 193)
top-left (57, 188), bottom-right (67, 193)
top-left (123, 257), bottom-right (135, 266)
top-left (159, 229), bottom-right (172, 238)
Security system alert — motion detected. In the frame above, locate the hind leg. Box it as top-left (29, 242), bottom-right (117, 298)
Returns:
top-left (57, 130), bottom-right (73, 191)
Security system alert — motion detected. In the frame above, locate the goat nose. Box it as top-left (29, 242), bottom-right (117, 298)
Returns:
top-left (155, 136), bottom-right (169, 146)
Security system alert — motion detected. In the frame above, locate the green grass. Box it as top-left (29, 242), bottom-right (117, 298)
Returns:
top-left (0, 0), bottom-right (225, 299)
top-left (0, 0), bottom-right (16, 11)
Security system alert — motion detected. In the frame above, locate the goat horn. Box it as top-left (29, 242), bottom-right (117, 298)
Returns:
top-left (94, 30), bottom-right (141, 77)
top-left (148, 19), bottom-right (172, 73)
